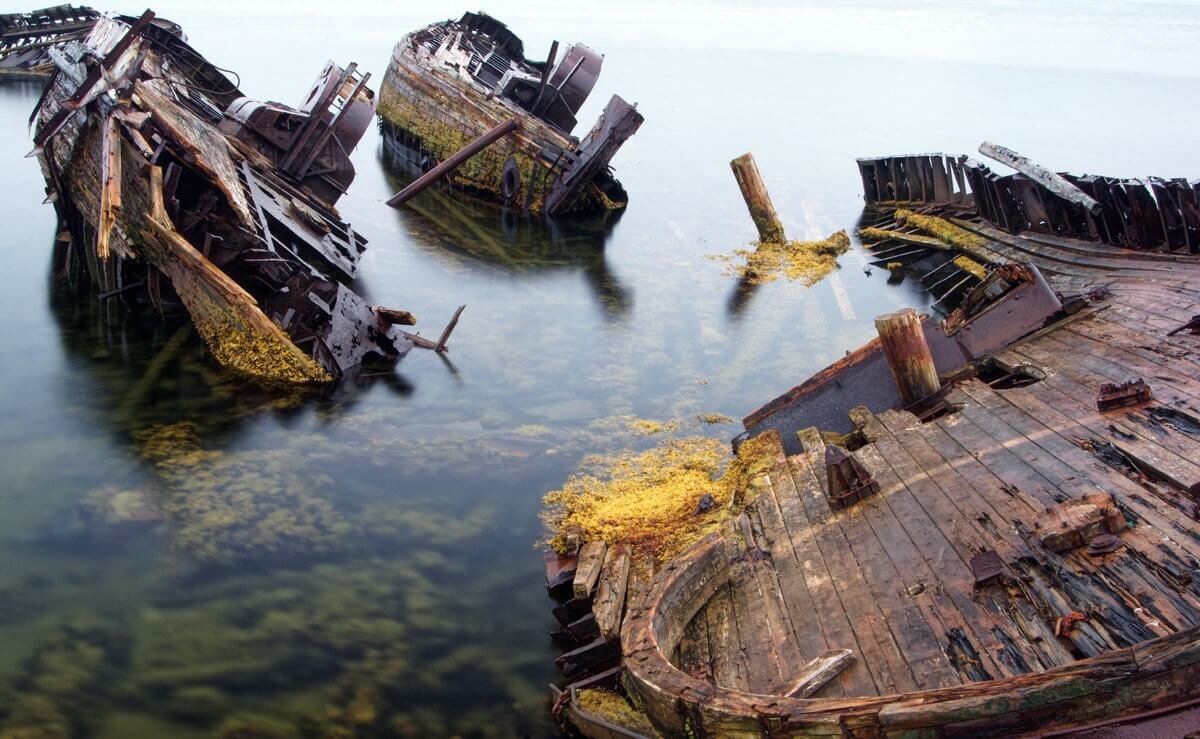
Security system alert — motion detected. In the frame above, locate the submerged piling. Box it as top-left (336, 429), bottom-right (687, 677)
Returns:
top-left (730, 153), bottom-right (785, 243)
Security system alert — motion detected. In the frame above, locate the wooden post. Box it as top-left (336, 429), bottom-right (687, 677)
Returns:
top-left (730, 152), bottom-right (785, 243)
top-left (875, 308), bottom-right (940, 405)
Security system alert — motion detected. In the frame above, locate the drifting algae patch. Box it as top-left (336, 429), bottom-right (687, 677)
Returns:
top-left (709, 229), bottom-right (850, 286)
top-left (629, 419), bottom-right (681, 435)
top-left (696, 413), bottom-right (734, 425)
top-left (541, 432), bottom-right (779, 563)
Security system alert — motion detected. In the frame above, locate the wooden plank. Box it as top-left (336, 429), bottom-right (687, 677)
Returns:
top-left (703, 583), bottom-right (749, 691)
top-left (789, 431), bottom-right (918, 695)
top-left (720, 515), bottom-right (786, 692)
top-left (784, 649), bottom-right (855, 698)
top-left (592, 544), bottom-right (630, 640)
top-left (573, 541), bottom-right (607, 598)
top-left (96, 111), bottom-right (121, 260)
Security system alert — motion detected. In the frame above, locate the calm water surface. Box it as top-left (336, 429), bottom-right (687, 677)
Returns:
top-left (1, 2), bottom-right (1198, 736)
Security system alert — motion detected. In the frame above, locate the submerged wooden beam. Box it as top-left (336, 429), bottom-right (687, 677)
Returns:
top-left (875, 308), bottom-right (940, 406)
top-left (979, 141), bottom-right (1102, 215)
top-left (730, 152), bottom-right (785, 243)
top-left (385, 119), bottom-right (519, 207)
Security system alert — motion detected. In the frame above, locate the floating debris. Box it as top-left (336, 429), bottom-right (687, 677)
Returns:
top-left (629, 419), bottom-right (680, 435)
top-left (696, 413), bottom-right (734, 425)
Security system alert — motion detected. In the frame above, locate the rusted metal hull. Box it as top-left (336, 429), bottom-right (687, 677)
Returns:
top-left (377, 12), bottom-right (642, 217)
top-left (31, 14), bottom-right (425, 384)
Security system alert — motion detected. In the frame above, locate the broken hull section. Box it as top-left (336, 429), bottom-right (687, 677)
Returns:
top-left (33, 13), bottom-right (416, 384)
top-left (378, 12), bottom-right (642, 217)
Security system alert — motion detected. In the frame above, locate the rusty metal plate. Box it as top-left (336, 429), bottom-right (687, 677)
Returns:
top-left (970, 550), bottom-right (1005, 586)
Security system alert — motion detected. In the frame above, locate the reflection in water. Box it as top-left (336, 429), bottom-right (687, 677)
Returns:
top-left (381, 161), bottom-right (633, 319)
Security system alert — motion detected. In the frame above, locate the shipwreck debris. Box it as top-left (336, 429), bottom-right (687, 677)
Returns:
top-left (31, 11), bottom-right (447, 383)
top-left (378, 12), bottom-right (642, 217)
top-left (1097, 379), bottom-right (1153, 412)
top-left (0, 4), bottom-right (102, 77)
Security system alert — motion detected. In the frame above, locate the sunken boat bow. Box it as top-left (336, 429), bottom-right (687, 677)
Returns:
top-left (34, 11), bottom-right (418, 384)
top-left (379, 12), bottom-right (643, 216)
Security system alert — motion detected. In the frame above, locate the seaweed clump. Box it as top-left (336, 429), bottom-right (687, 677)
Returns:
top-left (629, 419), bottom-right (681, 435)
top-left (541, 432), bottom-right (780, 564)
top-left (133, 422), bottom-right (350, 565)
top-left (575, 689), bottom-right (662, 737)
top-left (710, 230), bottom-right (850, 286)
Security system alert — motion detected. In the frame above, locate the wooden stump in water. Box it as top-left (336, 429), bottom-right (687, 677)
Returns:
top-left (875, 308), bottom-right (940, 406)
top-left (730, 152), bottom-right (785, 243)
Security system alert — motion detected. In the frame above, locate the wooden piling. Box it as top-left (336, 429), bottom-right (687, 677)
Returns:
top-left (730, 153), bottom-right (785, 243)
top-left (875, 308), bottom-right (940, 405)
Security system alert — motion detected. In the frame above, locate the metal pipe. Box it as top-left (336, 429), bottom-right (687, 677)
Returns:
top-left (385, 119), bottom-right (519, 208)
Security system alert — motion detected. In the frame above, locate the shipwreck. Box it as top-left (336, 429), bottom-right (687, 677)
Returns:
top-left (378, 11), bottom-right (643, 216)
top-left (544, 144), bottom-right (1200, 737)
top-left (28, 9), bottom-right (452, 385)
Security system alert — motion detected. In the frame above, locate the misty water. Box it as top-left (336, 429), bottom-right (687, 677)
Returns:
top-left (1, 1), bottom-right (1198, 736)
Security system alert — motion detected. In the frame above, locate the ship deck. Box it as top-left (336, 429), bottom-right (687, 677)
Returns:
top-left (622, 209), bottom-right (1200, 736)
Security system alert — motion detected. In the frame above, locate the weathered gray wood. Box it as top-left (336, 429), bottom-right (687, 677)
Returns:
top-left (784, 648), bottom-right (855, 698)
top-left (593, 544), bottom-right (630, 640)
top-left (573, 541), bottom-right (607, 599)
top-left (979, 141), bottom-right (1102, 215)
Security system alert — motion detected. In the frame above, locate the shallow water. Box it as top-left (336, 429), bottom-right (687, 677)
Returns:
top-left (1, 2), bottom-right (1198, 736)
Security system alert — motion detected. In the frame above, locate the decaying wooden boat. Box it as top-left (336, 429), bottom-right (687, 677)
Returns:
top-left (32, 10), bottom-right (439, 384)
top-left (547, 146), bottom-right (1200, 737)
top-left (0, 4), bottom-right (101, 77)
top-left (378, 11), bottom-right (643, 216)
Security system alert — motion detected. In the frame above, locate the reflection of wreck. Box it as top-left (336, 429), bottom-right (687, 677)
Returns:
top-left (33, 11), bottom-right (434, 384)
top-left (378, 12), bottom-right (643, 216)
top-left (547, 145), bottom-right (1200, 737)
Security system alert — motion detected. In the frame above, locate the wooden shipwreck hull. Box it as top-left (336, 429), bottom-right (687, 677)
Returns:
top-left (378, 12), bottom-right (643, 216)
top-left (32, 11), bottom-right (426, 384)
top-left (0, 4), bottom-right (102, 77)
top-left (545, 149), bottom-right (1200, 737)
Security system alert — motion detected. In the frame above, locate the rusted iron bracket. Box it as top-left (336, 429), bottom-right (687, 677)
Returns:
top-left (1097, 379), bottom-right (1152, 411)
top-left (825, 444), bottom-right (879, 509)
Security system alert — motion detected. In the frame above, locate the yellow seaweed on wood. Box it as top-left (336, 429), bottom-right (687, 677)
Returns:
top-left (575, 689), bottom-right (662, 738)
top-left (710, 230), bottom-right (850, 286)
top-left (541, 432), bottom-right (779, 564)
top-left (894, 208), bottom-right (988, 252)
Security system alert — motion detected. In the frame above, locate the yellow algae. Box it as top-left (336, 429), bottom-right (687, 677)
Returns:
top-left (575, 689), bottom-right (662, 738)
top-left (710, 230), bottom-right (850, 286)
top-left (858, 226), bottom-right (900, 243)
top-left (894, 209), bottom-right (988, 252)
top-left (696, 413), bottom-right (734, 425)
top-left (630, 419), bottom-right (681, 435)
top-left (541, 432), bottom-right (779, 564)
top-left (886, 261), bottom-right (903, 272)
top-left (953, 254), bottom-right (988, 279)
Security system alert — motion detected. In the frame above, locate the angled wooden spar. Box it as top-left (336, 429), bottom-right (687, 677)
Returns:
top-left (979, 141), bottom-right (1102, 215)
top-left (385, 119), bottom-right (519, 207)
top-left (730, 152), bottom-right (785, 243)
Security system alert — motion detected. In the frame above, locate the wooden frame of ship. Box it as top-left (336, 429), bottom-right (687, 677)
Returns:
top-left (378, 11), bottom-right (643, 216)
top-left (28, 9), bottom-right (457, 385)
top-left (546, 144), bottom-right (1200, 737)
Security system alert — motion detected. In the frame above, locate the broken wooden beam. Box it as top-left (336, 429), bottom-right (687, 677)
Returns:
top-left (1033, 493), bottom-right (1126, 553)
top-left (592, 544), bottom-right (630, 640)
top-left (875, 308), bottom-right (940, 406)
top-left (96, 110), bottom-right (121, 260)
top-left (783, 648), bottom-right (854, 698)
top-left (434, 304), bottom-right (465, 353)
top-left (572, 541), bottom-right (607, 599)
top-left (385, 119), bottom-right (519, 207)
top-left (979, 141), bottom-right (1102, 216)
top-left (730, 152), bottom-right (785, 243)
top-left (375, 307), bottom-right (416, 326)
